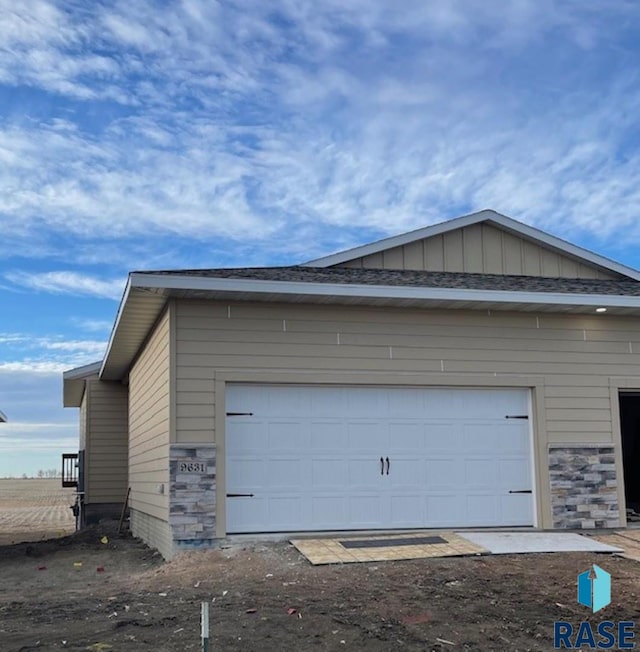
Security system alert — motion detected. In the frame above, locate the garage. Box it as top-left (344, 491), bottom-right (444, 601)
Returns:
top-left (225, 385), bottom-right (535, 534)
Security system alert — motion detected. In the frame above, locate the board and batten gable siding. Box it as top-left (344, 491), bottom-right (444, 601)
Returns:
top-left (129, 306), bottom-right (171, 523)
top-left (336, 223), bottom-right (621, 279)
top-left (84, 379), bottom-right (128, 504)
top-left (174, 299), bottom-right (640, 531)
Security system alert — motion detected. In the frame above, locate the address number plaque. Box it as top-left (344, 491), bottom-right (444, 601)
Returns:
top-left (178, 460), bottom-right (207, 474)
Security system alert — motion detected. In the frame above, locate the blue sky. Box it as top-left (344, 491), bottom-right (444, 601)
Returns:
top-left (1, 1), bottom-right (640, 476)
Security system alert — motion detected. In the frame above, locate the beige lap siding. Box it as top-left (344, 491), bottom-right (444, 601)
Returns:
top-left (129, 307), bottom-right (171, 534)
top-left (79, 391), bottom-right (87, 452)
top-left (130, 509), bottom-right (174, 560)
top-left (174, 300), bottom-right (639, 531)
top-left (84, 379), bottom-right (128, 504)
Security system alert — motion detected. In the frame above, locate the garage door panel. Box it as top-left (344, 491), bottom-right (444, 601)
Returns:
top-left (268, 422), bottom-right (305, 450)
top-left (311, 458), bottom-right (347, 487)
top-left (226, 387), bottom-right (264, 414)
top-left (387, 457), bottom-right (423, 487)
top-left (388, 389), bottom-right (425, 416)
top-left (310, 421), bottom-right (345, 449)
top-left (347, 422), bottom-right (384, 450)
top-left (311, 388), bottom-right (347, 417)
top-left (269, 387), bottom-right (311, 417)
top-left (499, 458), bottom-right (532, 489)
top-left (388, 422), bottom-right (423, 450)
top-left (463, 458), bottom-right (499, 488)
top-left (423, 389), bottom-right (460, 418)
top-left (500, 495), bottom-right (534, 526)
top-left (462, 424), bottom-right (501, 450)
top-left (425, 458), bottom-right (462, 487)
top-left (346, 388), bottom-right (388, 417)
top-left (466, 494), bottom-right (500, 525)
top-left (425, 424), bottom-right (460, 451)
top-left (268, 458), bottom-right (303, 488)
top-left (348, 458), bottom-right (383, 488)
top-left (267, 496), bottom-right (304, 529)
top-left (225, 385), bottom-right (534, 533)
top-left (388, 494), bottom-right (424, 527)
top-left (226, 457), bottom-right (264, 488)
top-left (312, 496), bottom-right (346, 527)
top-left (427, 494), bottom-right (463, 525)
top-left (498, 426), bottom-right (531, 454)
top-left (227, 421), bottom-right (266, 451)
top-left (349, 495), bottom-right (382, 527)
top-left (226, 496), bottom-right (265, 532)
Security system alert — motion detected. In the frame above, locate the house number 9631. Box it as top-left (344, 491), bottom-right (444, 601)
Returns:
top-left (179, 461), bottom-right (207, 474)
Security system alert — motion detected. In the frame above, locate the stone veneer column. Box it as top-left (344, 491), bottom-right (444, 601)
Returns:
top-left (169, 444), bottom-right (216, 549)
top-left (549, 445), bottom-right (620, 529)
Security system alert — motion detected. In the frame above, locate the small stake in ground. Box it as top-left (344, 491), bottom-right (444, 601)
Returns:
top-left (201, 601), bottom-right (210, 652)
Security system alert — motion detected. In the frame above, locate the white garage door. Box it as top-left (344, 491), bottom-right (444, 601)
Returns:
top-left (225, 385), bottom-right (534, 533)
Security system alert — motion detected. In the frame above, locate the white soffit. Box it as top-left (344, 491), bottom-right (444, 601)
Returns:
top-left (62, 360), bottom-right (102, 407)
top-left (302, 209), bottom-right (640, 282)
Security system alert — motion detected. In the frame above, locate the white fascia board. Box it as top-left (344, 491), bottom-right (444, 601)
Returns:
top-left (62, 360), bottom-right (103, 380)
top-left (99, 277), bottom-right (133, 379)
top-left (0, 410), bottom-right (6, 423)
top-left (303, 209), bottom-right (640, 281)
top-left (130, 273), bottom-right (640, 310)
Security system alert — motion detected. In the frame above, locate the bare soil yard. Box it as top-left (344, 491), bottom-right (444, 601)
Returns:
top-left (0, 523), bottom-right (640, 652)
top-left (1, 482), bottom-right (639, 650)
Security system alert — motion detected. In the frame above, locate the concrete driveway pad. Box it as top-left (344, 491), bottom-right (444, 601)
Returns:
top-left (457, 531), bottom-right (623, 554)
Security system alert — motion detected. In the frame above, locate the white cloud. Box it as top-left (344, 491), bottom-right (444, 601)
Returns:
top-left (0, 0), bottom-right (639, 262)
top-left (74, 319), bottom-right (113, 333)
top-left (0, 421), bottom-right (73, 433)
top-left (5, 271), bottom-right (125, 300)
top-left (0, 361), bottom-right (69, 374)
top-left (40, 339), bottom-right (106, 355)
top-left (0, 435), bottom-right (78, 452)
top-left (0, 333), bottom-right (105, 375)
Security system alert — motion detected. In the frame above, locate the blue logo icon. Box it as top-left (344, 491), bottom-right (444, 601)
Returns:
top-left (577, 564), bottom-right (611, 613)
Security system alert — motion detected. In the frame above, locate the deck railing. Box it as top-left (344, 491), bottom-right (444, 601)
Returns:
top-left (61, 453), bottom-right (79, 488)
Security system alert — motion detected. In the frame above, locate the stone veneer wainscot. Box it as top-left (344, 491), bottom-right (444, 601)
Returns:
top-left (169, 444), bottom-right (216, 549)
top-left (549, 445), bottom-right (619, 529)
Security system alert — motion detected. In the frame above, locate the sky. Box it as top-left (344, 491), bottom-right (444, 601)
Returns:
top-left (1, 0), bottom-right (640, 476)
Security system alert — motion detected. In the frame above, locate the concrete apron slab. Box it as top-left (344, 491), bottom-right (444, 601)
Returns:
top-left (457, 531), bottom-right (623, 555)
top-left (291, 531), bottom-right (488, 565)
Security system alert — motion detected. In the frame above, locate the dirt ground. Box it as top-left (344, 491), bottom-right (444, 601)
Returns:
top-left (1, 523), bottom-right (640, 652)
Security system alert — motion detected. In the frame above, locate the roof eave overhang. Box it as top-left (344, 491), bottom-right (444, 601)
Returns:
top-left (62, 361), bottom-right (102, 407)
top-left (99, 272), bottom-right (640, 382)
top-left (0, 410), bottom-right (6, 423)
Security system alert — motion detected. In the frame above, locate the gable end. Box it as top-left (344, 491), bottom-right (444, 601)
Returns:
top-left (336, 222), bottom-right (623, 280)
